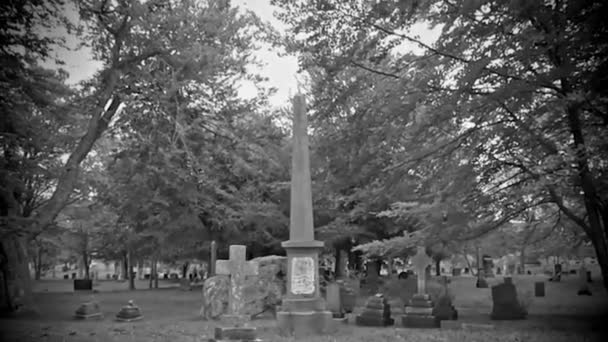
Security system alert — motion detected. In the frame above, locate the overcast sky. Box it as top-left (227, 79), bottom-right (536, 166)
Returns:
top-left (45, 0), bottom-right (440, 109)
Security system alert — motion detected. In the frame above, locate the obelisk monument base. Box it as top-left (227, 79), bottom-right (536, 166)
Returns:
top-left (276, 240), bottom-right (336, 337)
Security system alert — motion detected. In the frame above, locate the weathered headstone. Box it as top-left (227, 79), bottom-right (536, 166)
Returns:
top-left (577, 265), bottom-right (592, 296)
top-left (335, 250), bottom-right (348, 278)
top-left (215, 245), bottom-right (259, 323)
top-left (73, 279), bottom-right (92, 291)
top-left (337, 279), bottom-right (357, 313)
top-left (363, 260), bottom-right (382, 293)
top-left (490, 278), bottom-right (527, 320)
top-left (355, 293), bottom-right (394, 326)
top-left (534, 281), bottom-right (545, 297)
top-left (276, 95), bottom-right (335, 337)
top-left (432, 276), bottom-right (457, 323)
top-left (201, 256), bottom-right (286, 320)
top-left (482, 255), bottom-right (494, 277)
top-left (211, 245), bottom-right (261, 342)
top-left (116, 300), bottom-right (143, 322)
top-left (402, 246), bottom-right (438, 328)
top-left (326, 283), bottom-right (346, 323)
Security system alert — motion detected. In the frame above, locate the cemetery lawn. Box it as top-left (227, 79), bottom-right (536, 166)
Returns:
top-left (1, 276), bottom-right (606, 342)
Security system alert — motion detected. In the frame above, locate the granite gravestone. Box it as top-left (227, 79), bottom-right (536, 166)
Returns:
top-left (402, 246), bottom-right (438, 328)
top-left (432, 276), bottom-right (457, 323)
top-left (534, 281), bottom-right (545, 297)
top-left (577, 265), bottom-right (592, 296)
top-left (326, 282), bottom-right (346, 322)
top-left (490, 277), bottom-right (527, 320)
top-left (276, 95), bottom-right (335, 337)
top-left (73, 279), bottom-right (93, 291)
top-left (337, 279), bottom-right (357, 313)
top-left (355, 293), bottom-right (394, 326)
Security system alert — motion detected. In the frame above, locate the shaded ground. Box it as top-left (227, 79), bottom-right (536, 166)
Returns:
top-left (0, 275), bottom-right (606, 341)
top-left (32, 278), bottom-right (186, 293)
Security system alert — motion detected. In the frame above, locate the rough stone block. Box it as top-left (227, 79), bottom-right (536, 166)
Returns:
top-left (405, 306), bottom-right (434, 315)
top-left (402, 314), bottom-right (439, 328)
top-left (534, 282), bottom-right (545, 297)
top-left (213, 327), bottom-right (257, 340)
top-left (440, 320), bottom-right (462, 330)
top-left (277, 310), bottom-right (336, 337)
top-left (74, 301), bottom-right (103, 320)
top-left (355, 315), bottom-right (394, 326)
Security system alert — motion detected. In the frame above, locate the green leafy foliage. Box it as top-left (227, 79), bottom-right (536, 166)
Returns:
top-left (273, 0), bottom-right (608, 286)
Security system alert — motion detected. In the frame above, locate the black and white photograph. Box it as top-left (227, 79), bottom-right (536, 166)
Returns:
top-left (1, 0), bottom-right (607, 341)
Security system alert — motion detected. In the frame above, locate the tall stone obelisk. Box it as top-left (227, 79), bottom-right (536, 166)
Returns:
top-left (277, 95), bottom-right (335, 337)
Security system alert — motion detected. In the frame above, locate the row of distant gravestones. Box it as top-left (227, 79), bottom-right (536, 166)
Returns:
top-left (73, 299), bottom-right (143, 322)
top-left (325, 276), bottom-right (528, 329)
top-left (328, 272), bottom-right (596, 329)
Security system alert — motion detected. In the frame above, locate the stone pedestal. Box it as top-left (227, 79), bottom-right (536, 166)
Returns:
top-left (355, 294), bottom-right (394, 326)
top-left (74, 301), bottom-right (103, 320)
top-left (402, 294), bottom-right (438, 328)
top-left (276, 241), bottom-right (335, 337)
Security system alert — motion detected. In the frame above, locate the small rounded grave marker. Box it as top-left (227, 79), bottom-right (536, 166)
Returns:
top-left (115, 300), bottom-right (143, 322)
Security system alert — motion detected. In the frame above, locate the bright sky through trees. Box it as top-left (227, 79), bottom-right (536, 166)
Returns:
top-left (42, 0), bottom-right (440, 108)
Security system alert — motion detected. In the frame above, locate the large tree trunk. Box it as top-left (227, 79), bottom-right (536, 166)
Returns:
top-left (137, 260), bottom-right (144, 280)
top-left (182, 262), bottom-right (189, 279)
top-left (435, 258), bottom-right (441, 277)
top-left (127, 250), bottom-right (135, 290)
top-left (562, 80), bottom-right (608, 291)
top-left (0, 237), bottom-right (36, 314)
top-left (148, 259), bottom-right (153, 289)
top-left (334, 248), bottom-right (347, 278)
top-left (519, 248), bottom-right (526, 275)
top-left (153, 258), bottom-right (159, 289)
top-left (33, 247), bottom-right (42, 281)
top-left (0, 89), bottom-right (121, 313)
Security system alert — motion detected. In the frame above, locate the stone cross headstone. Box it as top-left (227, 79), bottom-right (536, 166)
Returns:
top-left (411, 246), bottom-right (432, 295)
top-left (216, 245), bottom-right (259, 321)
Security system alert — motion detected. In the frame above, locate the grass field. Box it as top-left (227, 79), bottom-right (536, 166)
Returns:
top-left (0, 275), bottom-right (606, 341)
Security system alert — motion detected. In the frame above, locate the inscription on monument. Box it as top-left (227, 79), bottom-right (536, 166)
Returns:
top-left (291, 257), bottom-right (315, 295)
